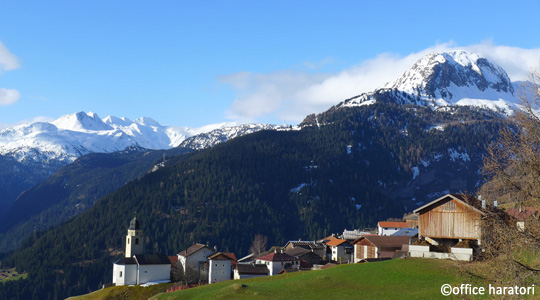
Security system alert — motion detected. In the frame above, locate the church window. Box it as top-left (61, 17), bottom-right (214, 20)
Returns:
top-left (120, 271), bottom-right (123, 277)
top-left (128, 238), bottom-right (130, 244)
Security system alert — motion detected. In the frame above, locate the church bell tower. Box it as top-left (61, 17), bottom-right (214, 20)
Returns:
top-left (125, 215), bottom-right (144, 257)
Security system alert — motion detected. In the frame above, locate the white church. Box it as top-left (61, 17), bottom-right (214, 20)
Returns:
top-left (112, 216), bottom-right (171, 285)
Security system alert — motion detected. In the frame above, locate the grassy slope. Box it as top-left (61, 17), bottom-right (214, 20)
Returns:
top-left (152, 259), bottom-right (462, 300)
top-left (66, 283), bottom-right (174, 300)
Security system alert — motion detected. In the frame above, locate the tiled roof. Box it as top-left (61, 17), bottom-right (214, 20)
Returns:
top-left (208, 252), bottom-right (235, 260)
top-left (178, 243), bottom-right (212, 257)
top-left (325, 239), bottom-right (348, 246)
top-left (114, 257), bottom-right (137, 265)
top-left (285, 241), bottom-right (325, 250)
top-left (257, 252), bottom-right (298, 262)
top-left (506, 207), bottom-right (539, 220)
top-left (134, 254), bottom-right (171, 265)
top-left (169, 256), bottom-right (178, 266)
top-left (235, 263), bottom-right (269, 275)
top-left (318, 235), bottom-right (337, 243)
top-left (285, 247), bottom-right (311, 257)
top-left (377, 221), bottom-right (409, 228)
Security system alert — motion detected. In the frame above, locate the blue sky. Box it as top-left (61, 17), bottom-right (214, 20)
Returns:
top-left (1, 1), bottom-right (540, 128)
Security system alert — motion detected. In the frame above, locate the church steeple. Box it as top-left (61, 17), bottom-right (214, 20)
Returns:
top-left (125, 215), bottom-right (144, 257)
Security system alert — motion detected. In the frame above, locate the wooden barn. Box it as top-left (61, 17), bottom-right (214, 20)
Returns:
top-left (352, 235), bottom-right (412, 261)
top-left (413, 194), bottom-right (486, 245)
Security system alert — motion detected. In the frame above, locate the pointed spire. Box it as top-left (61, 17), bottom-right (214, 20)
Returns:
top-left (129, 214), bottom-right (140, 230)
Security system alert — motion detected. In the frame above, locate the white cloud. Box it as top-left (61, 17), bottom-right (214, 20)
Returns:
top-left (0, 88), bottom-right (21, 105)
top-left (0, 115), bottom-right (54, 130)
top-left (0, 41), bottom-right (20, 72)
top-left (222, 41), bottom-right (540, 124)
top-left (0, 41), bottom-right (22, 106)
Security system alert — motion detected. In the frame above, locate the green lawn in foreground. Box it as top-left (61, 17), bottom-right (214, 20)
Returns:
top-left (152, 259), bottom-right (462, 300)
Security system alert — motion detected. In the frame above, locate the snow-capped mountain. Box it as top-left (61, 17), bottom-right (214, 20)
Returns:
top-left (0, 111), bottom-right (278, 165)
top-left (179, 123), bottom-right (291, 150)
top-left (337, 50), bottom-right (518, 112)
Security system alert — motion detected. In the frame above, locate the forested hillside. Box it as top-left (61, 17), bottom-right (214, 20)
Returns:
top-left (0, 146), bottom-right (193, 253)
top-left (0, 102), bottom-right (505, 300)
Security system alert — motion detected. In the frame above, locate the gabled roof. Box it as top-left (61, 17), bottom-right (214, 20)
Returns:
top-left (235, 263), bottom-right (269, 275)
top-left (413, 193), bottom-right (487, 215)
top-left (208, 252), bottom-right (235, 260)
top-left (506, 207), bottom-right (539, 221)
top-left (178, 243), bottom-right (213, 257)
top-left (284, 241), bottom-right (325, 250)
top-left (403, 213), bottom-right (418, 220)
top-left (377, 221), bottom-right (409, 228)
top-left (224, 252), bottom-right (237, 261)
top-left (325, 239), bottom-right (348, 246)
top-left (134, 254), bottom-right (171, 265)
top-left (257, 252), bottom-right (298, 262)
top-left (284, 247), bottom-right (311, 257)
top-left (318, 235), bottom-right (337, 243)
top-left (353, 235), bottom-right (412, 248)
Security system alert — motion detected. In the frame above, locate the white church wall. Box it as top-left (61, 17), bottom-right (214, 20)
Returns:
top-left (137, 264), bottom-right (171, 284)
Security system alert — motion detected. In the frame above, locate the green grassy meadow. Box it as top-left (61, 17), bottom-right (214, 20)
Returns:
top-left (152, 259), bottom-right (462, 300)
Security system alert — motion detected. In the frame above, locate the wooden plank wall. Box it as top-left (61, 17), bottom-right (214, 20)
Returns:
top-left (419, 199), bottom-right (481, 240)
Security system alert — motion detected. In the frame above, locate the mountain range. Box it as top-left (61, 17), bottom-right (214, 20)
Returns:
top-left (0, 50), bottom-right (526, 300)
top-left (0, 113), bottom-right (285, 216)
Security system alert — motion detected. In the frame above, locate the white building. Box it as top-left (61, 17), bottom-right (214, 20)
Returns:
top-left (208, 252), bottom-right (235, 284)
top-left (255, 250), bottom-right (300, 276)
top-left (325, 238), bottom-right (353, 263)
top-left (177, 243), bottom-right (216, 282)
top-left (112, 216), bottom-right (171, 286)
top-left (377, 221), bottom-right (410, 236)
top-left (234, 263), bottom-right (269, 279)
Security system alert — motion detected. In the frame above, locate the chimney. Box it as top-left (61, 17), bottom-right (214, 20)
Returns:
top-left (298, 237), bottom-right (302, 241)
top-left (213, 245), bottom-right (217, 251)
top-left (482, 200), bottom-right (486, 209)
top-left (274, 249), bottom-right (277, 254)
top-left (494, 200), bottom-right (498, 209)
top-left (280, 249), bottom-right (284, 254)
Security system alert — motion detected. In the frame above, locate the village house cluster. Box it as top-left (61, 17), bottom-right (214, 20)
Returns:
top-left (112, 193), bottom-right (538, 287)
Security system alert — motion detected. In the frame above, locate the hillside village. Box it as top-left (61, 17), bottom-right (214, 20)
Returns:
top-left (111, 193), bottom-right (536, 291)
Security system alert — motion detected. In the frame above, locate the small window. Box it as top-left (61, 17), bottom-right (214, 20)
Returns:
top-left (119, 271), bottom-right (123, 277)
top-left (127, 238), bottom-right (130, 244)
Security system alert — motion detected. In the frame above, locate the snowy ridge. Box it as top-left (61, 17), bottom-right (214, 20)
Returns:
top-left (0, 111), bottom-right (268, 165)
top-left (179, 123), bottom-right (288, 150)
top-left (335, 50), bottom-right (519, 112)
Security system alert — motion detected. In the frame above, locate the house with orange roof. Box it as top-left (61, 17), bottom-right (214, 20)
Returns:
top-left (325, 238), bottom-right (353, 263)
top-left (377, 221), bottom-right (410, 236)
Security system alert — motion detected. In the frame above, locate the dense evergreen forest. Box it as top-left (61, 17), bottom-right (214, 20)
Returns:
top-left (0, 146), bottom-right (192, 253)
top-left (0, 102), bottom-right (505, 300)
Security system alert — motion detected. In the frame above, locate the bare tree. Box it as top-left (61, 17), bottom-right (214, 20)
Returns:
top-left (249, 234), bottom-right (268, 258)
top-left (478, 65), bottom-right (540, 287)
